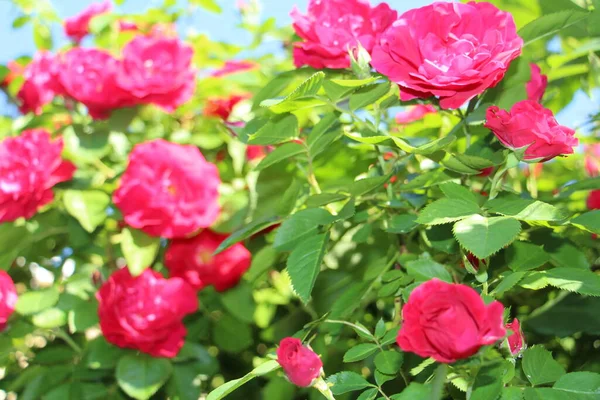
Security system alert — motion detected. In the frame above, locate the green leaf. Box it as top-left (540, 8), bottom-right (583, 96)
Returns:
top-left (470, 362), bottom-right (506, 400)
top-left (261, 71), bottom-right (326, 113)
top-left (255, 143), bottom-right (306, 171)
top-left (453, 215), bottom-right (521, 259)
top-left (326, 371), bottom-right (373, 395)
top-left (526, 295), bottom-right (600, 337)
top-left (545, 268), bottom-right (600, 297)
top-left (343, 344), bottom-right (379, 362)
top-left (349, 174), bottom-right (393, 197)
top-left (220, 282), bottom-right (256, 324)
top-left (0, 224), bottom-right (30, 270)
top-left (385, 214), bottom-right (418, 234)
top-left (213, 314), bottom-right (253, 353)
top-left (440, 182), bottom-right (480, 204)
top-left (374, 351), bottom-right (404, 375)
top-left (552, 372), bottom-right (600, 399)
top-left (492, 271), bottom-right (527, 296)
top-left (390, 383), bottom-right (432, 399)
top-left (519, 10), bottom-right (590, 46)
top-left (214, 216), bottom-right (281, 254)
top-left (86, 337), bottom-right (127, 370)
top-left (190, 0), bottom-right (222, 13)
top-left (502, 387), bottom-right (524, 400)
top-left (63, 190), bottom-right (111, 233)
top-left (374, 319), bottom-right (386, 339)
top-left (33, 21), bottom-right (52, 50)
top-left (506, 242), bottom-right (550, 272)
top-left (306, 193), bottom-right (348, 208)
top-left (116, 353), bottom-right (173, 400)
top-left (121, 228), bottom-right (160, 276)
top-left (357, 388), bottom-right (379, 400)
top-left (345, 131), bottom-right (455, 155)
top-left (417, 198), bottom-right (480, 225)
top-left (571, 211), bottom-right (600, 234)
top-left (206, 360), bottom-right (280, 400)
top-left (522, 346), bottom-right (566, 386)
top-left (349, 82), bottom-right (391, 111)
top-left (286, 233), bottom-right (329, 303)
top-left (248, 114), bottom-right (299, 145)
top-left (405, 258), bottom-right (453, 283)
top-left (15, 288), bottom-right (59, 315)
top-left (307, 113), bottom-right (340, 157)
top-left (274, 208), bottom-right (333, 251)
top-left (485, 197), bottom-right (567, 222)
top-left (399, 169), bottom-right (457, 191)
top-left (32, 308), bottom-right (67, 328)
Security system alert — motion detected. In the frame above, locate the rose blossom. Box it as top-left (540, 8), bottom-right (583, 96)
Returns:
top-left (372, 1), bottom-right (523, 109)
top-left (584, 144), bottom-right (600, 177)
top-left (203, 94), bottom-right (250, 121)
top-left (0, 271), bottom-right (17, 331)
top-left (64, 1), bottom-right (112, 42)
top-left (59, 48), bottom-right (135, 119)
top-left (587, 190), bottom-right (600, 210)
top-left (397, 279), bottom-right (506, 363)
top-left (117, 35), bottom-right (195, 112)
top-left (210, 60), bottom-right (258, 78)
top-left (113, 139), bottom-right (221, 238)
top-left (291, 0), bottom-right (397, 69)
top-left (276, 337), bottom-right (323, 387)
top-left (526, 63), bottom-right (548, 103)
top-left (395, 104), bottom-right (437, 125)
top-left (484, 100), bottom-right (578, 162)
top-left (0, 130), bottom-right (75, 223)
top-left (165, 230), bottom-right (251, 292)
top-left (17, 52), bottom-right (63, 115)
top-left (96, 268), bottom-right (198, 358)
top-left (506, 318), bottom-right (525, 355)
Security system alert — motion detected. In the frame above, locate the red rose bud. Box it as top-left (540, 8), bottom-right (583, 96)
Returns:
top-left (395, 104), bottom-right (437, 125)
top-left (372, 1), bottom-right (522, 109)
top-left (0, 130), bottom-right (75, 223)
top-left (587, 190), bottom-right (600, 210)
top-left (465, 252), bottom-right (486, 271)
top-left (165, 230), bottom-right (251, 292)
top-left (96, 268), bottom-right (198, 358)
top-left (397, 279), bottom-right (505, 363)
top-left (291, 0), bottom-right (397, 69)
top-left (478, 167), bottom-right (494, 178)
top-left (526, 63), bottom-right (548, 103)
top-left (276, 337), bottom-right (323, 387)
top-left (64, 1), bottom-right (111, 42)
top-left (113, 139), bottom-right (221, 239)
top-left (505, 318), bottom-right (525, 355)
top-left (0, 271), bottom-right (17, 332)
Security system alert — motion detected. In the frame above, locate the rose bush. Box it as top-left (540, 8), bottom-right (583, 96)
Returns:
top-left (1, 0), bottom-right (600, 399)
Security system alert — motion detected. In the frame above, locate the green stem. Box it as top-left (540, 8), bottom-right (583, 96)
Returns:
top-left (528, 168), bottom-right (538, 199)
top-left (54, 329), bottom-right (83, 354)
top-left (314, 377), bottom-right (337, 400)
top-left (488, 165), bottom-right (509, 200)
top-left (430, 364), bottom-right (448, 400)
top-left (378, 387), bottom-right (392, 400)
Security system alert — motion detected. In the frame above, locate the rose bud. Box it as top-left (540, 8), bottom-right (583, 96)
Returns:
top-left (372, 1), bottom-right (522, 109)
top-left (0, 271), bottom-right (17, 331)
top-left (505, 318), bottom-right (526, 355)
top-left (0, 130), bottom-right (75, 223)
top-left (291, 0), bottom-right (397, 69)
top-left (465, 252), bottom-right (486, 271)
top-left (397, 279), bottom-right (506, 363)
top-left (484, 100), bottom-right (578, 162)
top-left (276, 337), bottom-right (323, 387)
top-left (478, 167), bottom-right (494, 178)
top-left (587, 190), bottom-right (600, 210)
top-left (96, 268), bottom-right (198, 358)
top-left (526, 63), bottom-right (548, 103)
top-left (64, 1), bottom-right (112, 42)
top-left (203, 94), bottom-right (251, 121)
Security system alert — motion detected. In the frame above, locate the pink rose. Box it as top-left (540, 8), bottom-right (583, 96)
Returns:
top-left (0, 130), bottom-right (75, 223)
top-left (506, 318), bottom-right (525, 355)
top-left (59, 48), bottom-right (135, 119)
top-left (587, 190), bottom-right (600, 210)
top-left (484, 100), bottom-right (578, 162)
top-left (0, 271), bottom-right (17, 331)
top-left (17, 52), bottom-right (63, 115)
top-left (210, 60), bottom-right (258, 78)
top-left (276, 337), bottom-right (323, 387)
top-left (64, 0), bottom-right (112, 42)
top-left (526, 63), bottom-right (548, 103)
top-left (203, 94), bottom-right (250, 121)
top-left (96, 268), bottom-right (198, 358)
top-left (113, 139), bottom-right (221, 238)
top-left (395, 104), bottom-right (436, 125)
top-left (584, 144), bottom-right (600, 177)
top-left (397, 279), bottom-right (506, 363)
top-left (372, 1), bottom-right (523, 109)
top-left (117, 35), bottom-right (195, 112)
top-left (165, 230), bottom-right (251, 292)
top-left (291, 0), bottom-right (397, 69)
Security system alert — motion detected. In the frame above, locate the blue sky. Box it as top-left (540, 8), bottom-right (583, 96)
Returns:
top-left (0, 0), bottom-right (597, 128)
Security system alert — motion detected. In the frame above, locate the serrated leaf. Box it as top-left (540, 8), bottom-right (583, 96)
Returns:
top-left (399, 169), bottom-right (458, 191)
top-left (349, 174), bottom-right (393, 197)
top-left (417, 198), bottom-right (480, 225)
top-left (519, 10), bottom-right (590, 46)
top-left (440, 182), bottom-right (480, 204)
top-left (390, 382), bottom-right (432, 399)
top-left (470, 362), bottom-right (506, 400)
top-left (385, 214), bottom-right (418, 234)
top-left (492, 271), bottom-right (527, 296)
top-left (545, 268), bottom-right (600, 297)
top-left (349, 82), bottom-right (391, 110)
top-left (327, 371), bottom-right (373, 395)
top-left (121, 228), bottom-right (160, 276)
top-left (214, 216), bottom-right (281, 254)
top-left (307, 113), bottom-right (340, 157)
top-left (506, 242), bottom-right (550, 272)
top-left (344, 131), bottom-right (455, 155)
top-left (255, 142), bottom-right (306, 171)
top-left (374, 351), bottom-right (403, 375)
top-left (274, 208), bottom-right (333, 251)
top-left (552, 372), bottom-right (600, 399)
top-left (405, 258), bottom-right (453, 283)
top-left (357, 388), bottom-right (379, 400)
top-left (15, 288), bottom-right (59, 315)
top-left (502, 387), bottom-right (524, 400)
top-left (522, 346), bottom-right (565, 386)
top-left (410, 358), bottom-right (436, 376)
top-left (248, 114), bottom-right (298, 145)
top-left (453, 215), bottom-right (521, 259)
top-left (206, 360), bottom-right (280, 400)
top-left (343, 344), bottom-right (379, 362)
top-left (63, 190), bottom-right (111, 233)
top-left (570, 210), bottom-right (600, 234)
top-left (286, 233), bottom-right (329, 303)
top-left (116, 354), bottom-right (173, 400)
top-left (261, 72), bottom-right (326, 113)
top-left (485, 197), bottom-right (567, 222)
top-left (306, 193), bottom-right (348, 208)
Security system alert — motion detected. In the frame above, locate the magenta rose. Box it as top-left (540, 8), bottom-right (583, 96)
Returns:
top-left (113, 139), bottom-right (221, 239)
top-left (117, 35), bottom-right (196, 112)
top-left (484, 100), bottom-right (578, 162)
top-left (291, 0), bottom-right (397, 69)
top-left (372, 1), bottom-right (523, 109)
top-left (165, 230), bottom-right (251, 292)
top-left (506, 318), bottom-right (525, 355)
top-left (64, 0), bottom-right (112, 42)
top-left (395, 104), bottom-right (437, 125)
top-left (17, 52), bottom-right (63, 115)
top-left (397, 279), bottom-right (506, 363)
top-left (0, 130), bottom-right (75, 223)
top-left (59, 48), bottom-right (136, 119)
top-left (96, 268), bottom-right (198, 358)
top-left (0, 271), bottom-right (17, 331)
top-left (276, 337), bottom-right (323, 387)
top-left (526, 63), bottom-right (548, 103)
